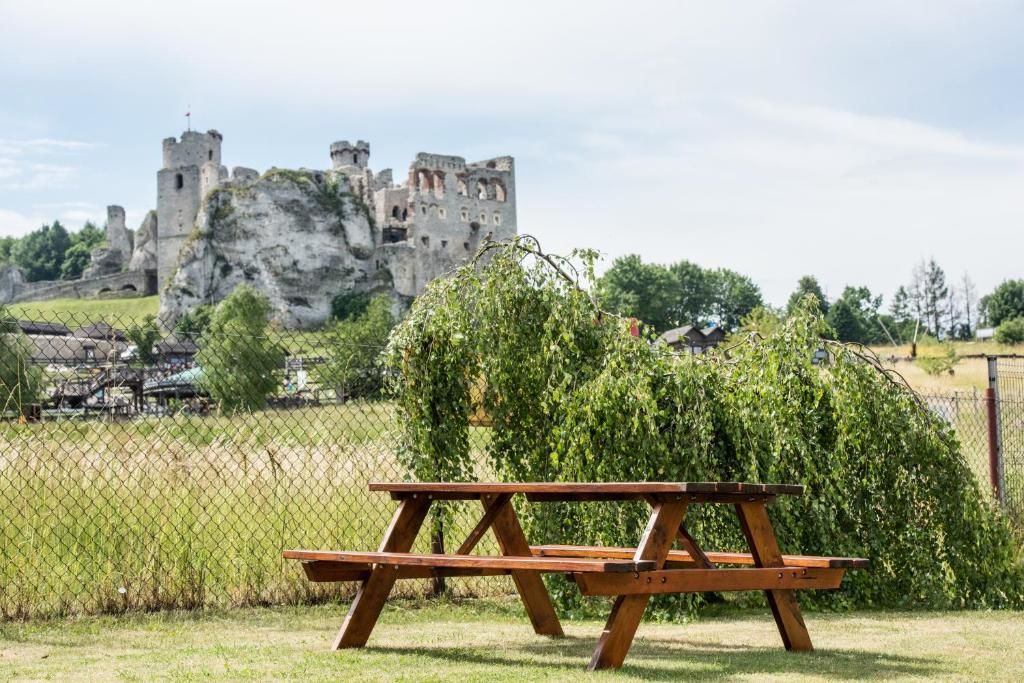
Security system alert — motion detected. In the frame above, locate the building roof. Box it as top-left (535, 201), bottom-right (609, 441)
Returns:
top-left (658, 325), bottom-right (705, 346)
top-left (154, 335), bottom-right (199, 356)
top-left (74, 322), bottom-right (129, 342)
top-left (17, 320), bottom-right (72, 336)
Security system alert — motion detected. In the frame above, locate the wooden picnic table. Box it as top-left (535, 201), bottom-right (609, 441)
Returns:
top-left (284, 481), bottom-right (868, 671)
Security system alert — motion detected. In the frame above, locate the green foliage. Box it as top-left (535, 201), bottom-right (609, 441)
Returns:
top-left (596, 255), bottom-right (763, 334)
top-left (386, 237), bottom-right (1024, 614)
top-left (916, 344), bottom-right (959, 376)
top-left (11, 221), bottom-right (72, 281)
top-left (994, 317), bottom-right (1024, 345)
top-left (317, 295), bottom-right (395, 399)
top-left (983, 280), bottom-right (1024, 328)
top-left (330, 290), bottom-right (372, 321)
top-left (787, 276), bottom-right (829, 315)
top-left (596, 255), bottom-right (676, 332)
top-left (175, 304), bottom-right (213, 339)
top-left (59, 242), bottom-right (94, 280)
top-left (0, 312), bottom-right (44, 415)
top-left (825, 286), bottom-right (884, 344)
top-left (195, 285), bottom-right (283, 412)
top-left (125, 315), bottom-right (161, 366)
top-left (735, 305), bottom-right (785, 338)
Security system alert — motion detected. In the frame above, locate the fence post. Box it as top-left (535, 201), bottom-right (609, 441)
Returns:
top-left (986, 357), bottom-right (1006, 506)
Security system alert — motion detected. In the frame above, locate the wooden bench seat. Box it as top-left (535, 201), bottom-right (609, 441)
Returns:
top-left (530, 544), bottom-right (870, 569)
top-left (282, 549), bottom-right (656, 574)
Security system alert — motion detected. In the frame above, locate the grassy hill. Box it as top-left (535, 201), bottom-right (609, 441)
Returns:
top-left (7, 295), bottom-right (159, 323)
top-left (869, 339), bottom-right (1022, 392)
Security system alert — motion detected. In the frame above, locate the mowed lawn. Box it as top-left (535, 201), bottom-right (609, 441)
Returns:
top-left (2, 600), bottom-right (1022, 682)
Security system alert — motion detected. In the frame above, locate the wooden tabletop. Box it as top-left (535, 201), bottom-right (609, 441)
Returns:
top-left (369, 481), bottom-right (804, 501)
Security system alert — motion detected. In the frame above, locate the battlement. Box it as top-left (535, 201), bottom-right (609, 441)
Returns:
top-left (411, 152), bottom-right (466, 172)
top-left (162, 129), bottom-right (223, 169)
top-left (330, 140), bottom-right (370, 170)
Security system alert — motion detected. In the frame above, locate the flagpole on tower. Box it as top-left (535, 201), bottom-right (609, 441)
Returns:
top-left (186, 106), bottom-right (191, 132)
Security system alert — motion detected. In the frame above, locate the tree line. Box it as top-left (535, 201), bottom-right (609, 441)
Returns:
top-left (596, 253), bottom-right (1024, 345)
top-left (0, 220), bottom-right (106, 282)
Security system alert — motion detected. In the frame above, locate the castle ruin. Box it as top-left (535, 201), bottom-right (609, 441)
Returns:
top-left (0, 128), bottom-right (518, 327)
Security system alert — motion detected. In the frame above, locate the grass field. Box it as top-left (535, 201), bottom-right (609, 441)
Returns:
top-left (0, 404), bottom-right (501, 619)
top-left (869, 339), bottom-right (1022, 392)
top-left (8, 295), bottom-right (159, 321)
top-left (2, 601), bottom-right (1022, 681)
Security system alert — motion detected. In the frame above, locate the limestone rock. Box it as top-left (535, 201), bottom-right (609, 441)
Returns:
top-left (129, 210), bottom-right (158, 272)
top-left (158, 169), bottom-right (376, 329)
top-left (82, 247), bottom-right (124, 279)
top-left (0, 264), bottom-right (25, 303)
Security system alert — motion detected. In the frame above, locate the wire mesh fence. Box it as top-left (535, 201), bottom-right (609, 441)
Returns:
top-left (1, 308), bottom-right (1023, 620)
top-left (0, 309), bottom-right (511, 619)
top-left (993, 357), bottom-right (1024, 526)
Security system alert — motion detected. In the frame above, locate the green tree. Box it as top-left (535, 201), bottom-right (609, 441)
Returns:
top-left (175, 304), bottom-right (213, 339)
top-left (787, 276), bottom-right (828, 316)
top-left (994, 317), bottom-right (1024, 345)
top-left (317, 295), bottom-right (395, 399)
top-left (11, 221), bottom-right (71, 281)
top-left (0, 237), bottom-right (17, 263)
top-left (61, 221), bottom-right (107, 280)
top-left (596, 255), bottom-right (677, 332)
top-left (125, 315), bottom-right (161, 366)
top-left (386, 237), bottom-right (1024, 613)
top-left (825, 286), bottom-right (884, 344)
top-left (707, 268), bottom-right (763, 331)
top-left (0, 313), bottom-right (44, 415)
top-left (982, 280), bottom-right (1024, 328)
top-left (195, 285), bottom-right (283, 412)
top-left (668, 260), bottom-right (713, 326)
top-left (330, 290), bottom-right (373, 321)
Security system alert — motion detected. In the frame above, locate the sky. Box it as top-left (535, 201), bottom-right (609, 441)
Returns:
top-left (1, 0), bottom-right (1022, 307)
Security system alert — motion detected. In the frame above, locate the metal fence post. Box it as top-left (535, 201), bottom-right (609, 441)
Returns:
top-left (986, 357), bottom-right (1006, 506)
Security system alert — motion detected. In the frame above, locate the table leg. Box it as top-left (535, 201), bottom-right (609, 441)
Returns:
top-left (482, 493), bottom-right (564, 637)
top-left (332, 496), bottom-right (431, 649)
top-left (588, 501), bottom-right (688, 671)
top-left (734, 501), bottom-right (813, 651)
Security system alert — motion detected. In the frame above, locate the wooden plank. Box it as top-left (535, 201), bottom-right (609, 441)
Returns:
top-left (525, 492), bottom-right (779, 503)
top-left (575, 567), bottom-right (845, 596)
top-left (369, 481), bottom-right (805, 499)
top-left (483, 493), bottom-right (565, 637)
top-left (331, 497), bottom-right (430, 650)
top-left (454, 493), bottom-right (512, 555)
top-left (735, 501), bottom-right (814, 652)
top-left (529, 544), bottom-right (870, 569)
top-left (588, 501), bottom-right (688, 671)
top-left (282, 549), bottom-right (656, 573)
top-left (299, 560), bottom-right (511, 583)
top-left (676, 523), bottom-right (714, 569)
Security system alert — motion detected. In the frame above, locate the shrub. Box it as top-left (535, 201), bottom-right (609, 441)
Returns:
top-left (0, 313), bottom-right (44, 415)
top-left (995, 317), bottom-right (1024, 345)
top-left (385, 237), bottom-right (1024, 614)
top-left (195, 285), bottom-right (283, 412)
top-left (317, 295), bottom-right (395, 400)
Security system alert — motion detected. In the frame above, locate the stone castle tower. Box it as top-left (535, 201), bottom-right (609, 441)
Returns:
top-left (156, 130), bottom-right (224, 290)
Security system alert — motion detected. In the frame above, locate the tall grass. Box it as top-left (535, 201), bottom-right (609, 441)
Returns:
top-left (0, 403), bottom-right (504, 619)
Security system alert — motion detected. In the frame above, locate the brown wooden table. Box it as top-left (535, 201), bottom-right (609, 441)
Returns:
top-left (284, 481), bottom-right (868, 671)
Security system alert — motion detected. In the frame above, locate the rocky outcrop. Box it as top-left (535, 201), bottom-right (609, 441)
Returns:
top-left (82, 247), bottom-right (125, 279)
top-left (158, 169), bottom-right (378, 329)
top-left (0, 264), bottom-right (25, 302)
top-left (129, 210), bottom-right (158, 272)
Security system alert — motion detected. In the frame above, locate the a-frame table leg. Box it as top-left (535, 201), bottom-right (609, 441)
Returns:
top-left (332, 496), bottom-right (431, 649)
top-left (482, 493), bottom-right (564, 637)
top-left (735, 501), bottom-right (813, 651)
top-left (588, 501), bottom-right (688, 670)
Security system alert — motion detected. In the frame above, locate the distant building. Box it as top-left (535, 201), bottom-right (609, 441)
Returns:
top-left (658, 325), bottom-right (726, 354)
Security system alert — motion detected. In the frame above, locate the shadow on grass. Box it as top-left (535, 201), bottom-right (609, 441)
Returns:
top-left (373, 634), bottom-right (945, 680)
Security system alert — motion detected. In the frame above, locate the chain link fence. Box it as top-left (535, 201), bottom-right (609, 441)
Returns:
top-left (992, 357), bottom-right (1024, 524)
top-left (2, 308), bottom-right (1023, 620)
top-left (0, 309), bottom-right (510, 619)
